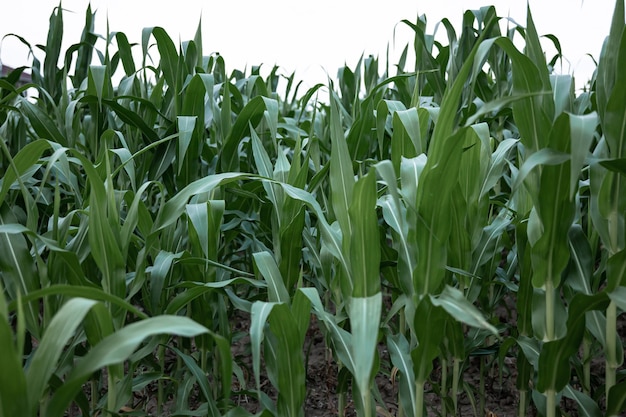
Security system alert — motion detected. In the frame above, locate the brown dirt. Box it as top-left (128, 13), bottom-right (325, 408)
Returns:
top-left (79, 295), bottom-right (625, 417)
top-left (226, 295), bottom-right (626, 417)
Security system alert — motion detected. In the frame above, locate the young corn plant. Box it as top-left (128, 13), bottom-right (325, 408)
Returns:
top-left (3, 2), bottom-right (626, 417)
top-left (590, 0), bottom-right (626, 412)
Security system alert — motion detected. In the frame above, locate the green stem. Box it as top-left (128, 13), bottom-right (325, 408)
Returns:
top-left (545, 279), bottom-right (558, 417)
top-left (582, 333), bottom-right (591, 395)
top-left (107, 368), bottom-right (116, 416)
top-left (91, 380), bottom-right (97, 411)
top-left (415, 380), bottom-right (425, 417)
top-left (606, 300), bottom-right (618, 400)
top-left (452, 357), bottom-right (460, 415)
top-left (545, 279), bottom-right (555, 341)
top-left (518, 390), bottom-right (527, 417)
top-left (441, 358), bottom-right (448, 417)
top-left (546, 388), bottom-right (556, 417)
top-left (361, 390), bottom-right (372, 417)
top-left (157, 344), bottom-right (165, 416)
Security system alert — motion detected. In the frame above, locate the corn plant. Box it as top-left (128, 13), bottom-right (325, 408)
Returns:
top-left (2, 1), bottom-right (626, 417)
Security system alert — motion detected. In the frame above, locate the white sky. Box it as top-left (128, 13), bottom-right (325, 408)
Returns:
top-left (0, 1), bottom-right (617, 91)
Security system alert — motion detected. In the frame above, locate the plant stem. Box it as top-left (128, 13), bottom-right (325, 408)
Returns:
top-left (452, 357), bottom-right (460, 415)
top-left (362, 391), bottom-right (372, 417)
top-left (107, 368), bottom-right (116, 416)
top-left (91, 380), bottom-right (97, 411)
top-left (518, 390), bottom-right (527, 417)
top-left (546, 389), bottom-right (556, 417)
top-left (545, 279), bottom-right (557, 417)
top-left (545, 279), bottom-right (555, 341)
top-left (415, 380), bottom-right (425, 417)
top-left (157, 344), bottom-right (165, 416)
top-left (606, 299), bottom-right (618, 400)
top-left (441, 358), bottom-right (448, 417)
top-left (582, 333), bottom-right (591, 395)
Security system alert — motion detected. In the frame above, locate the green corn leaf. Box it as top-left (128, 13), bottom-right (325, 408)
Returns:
top-left (411, 297), bottom-right (445, 383)
top-left (25, 298), bottom-right (98, 415)
top-left (177, 116), bottom-right (197, 173)
top-left (82, 158), bottom-right (125, 304)
top-left (253, 251), bottom-right (289, 304)
top-left (517, 335), bottom-right (541, 369)
top-left (220, 96), bottom-right (278, 172)
top-left (608, 287), bottom-right (626, 312)
top-left (119, 181), bottom-right (159, 255)
top-left (387, 333), bottom-right (416, 417)
top-left (18, 98), bottom-right (66, 145)
top-left (430, 285), bottom-right (498, 335)
top-left (46, 315), bottom-right (208, 416)
top-left (390, 109), bottom-right (420, 172)
top-left (278, 183), bottom-right (351, 279)
top-left (0, 288), bottom-right (28, 417)
top-left (376, 99), bottom-right (406, 157)
top-left (494, 37), bottom-right (552, 153)
top-left (42, 4), bottom-right (63, 98)
top-left (115, 32), bottom-right (136, 76)
top-left (607, 381), bottom-right (626, 417)
top-left (479, 138), bottom-right (518, 199)
top-left (563, 385), bottom-right (602, 417)
top-left (251, 127), bottom-right (281, 226)
top-left (524, 5), bottom-right (553, 106)
top-left (298, 288), bottom-right (358, 375)
top-left (269, 303), bottom-right (307, 417)
top-left (290, 289), bottom-right (312, 343)
top-left (169, 345), bottom-right (220, 410)
top-left (589, 140), bottom-right (623, 255)
top-left (8, 285), bottom-right (148, 320)
top-left (551, 74), bottom-right (573, 117)
top-left (278, 200), bottom-right (305, 291)
top-left (165, 278), bottom-right (265, 315)
top-left (152, 27), bottom-right (180, 94)
top-left (186, 200), bottom-right (224, 265)
top-left (110, 147), bottom-right (136, 192)
top-left (567, 225), bottom-right (607, 348)
top-left (512, 148), bottom-right (570, 201)
top-left (179, 74), bottom-right (206, 182)
top-left (412, 127), bottom-right (465, 296)
top-left (596, 0), bottom-right (625, 123)
top-left (599, 158), bottom-right (626, 175)
top-left (149, 251), bottom-right (182, 314)
top-left (0, 204), bottom-right (39, 338)
top-left (537, 293), bottom-right (609, 393)
top-left (531, 114), bottom-right (575, 289)
top-left (250, 301), bottom-right (277, 396)
top-left (87, 65), bottom-right (112, 108)
top-left (400, 154), bottom-right (427, 211)
top-left (0, 139), bottom-right (51, 203)
top-left (329, 93), bottom-right (354, 245)
top-left (153, 173), bottom-right (247, 232)
top-left (349, 294), bottom-right (382, 394)
top-left (349, 169), bottom-right (380, 298)
top-left (101, 98), bottom-right (160, 142)
top-left (568, 113), bottom-right (597, 199)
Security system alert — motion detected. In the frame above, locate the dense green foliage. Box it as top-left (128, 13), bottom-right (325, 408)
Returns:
top-left (1, 2), bottom-right (626, 417)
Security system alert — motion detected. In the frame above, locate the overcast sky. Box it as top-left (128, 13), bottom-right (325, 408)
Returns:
top-left (0, 1), bottom-right (617, 90)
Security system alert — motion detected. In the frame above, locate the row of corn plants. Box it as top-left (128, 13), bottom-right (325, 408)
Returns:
top-left (1, 2), bottom-right (626, 416)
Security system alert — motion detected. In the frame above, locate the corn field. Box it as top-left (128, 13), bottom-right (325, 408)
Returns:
top-left (1, 2), bottom-right (625, 417)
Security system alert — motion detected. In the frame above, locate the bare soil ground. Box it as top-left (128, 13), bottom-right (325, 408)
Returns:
top-left (227, 296), bottom-right (626, 417)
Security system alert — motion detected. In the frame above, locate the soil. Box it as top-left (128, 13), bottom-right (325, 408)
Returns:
top-left (225, 294), bottom-right (626, 417)
top-left (88, 294), bottom-right (625, 417)
top-left (230, 311), bottom-right (520, 417)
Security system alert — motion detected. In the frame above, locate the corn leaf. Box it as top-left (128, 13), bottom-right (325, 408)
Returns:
top-left (46, 316), bottom-right (209, 416)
